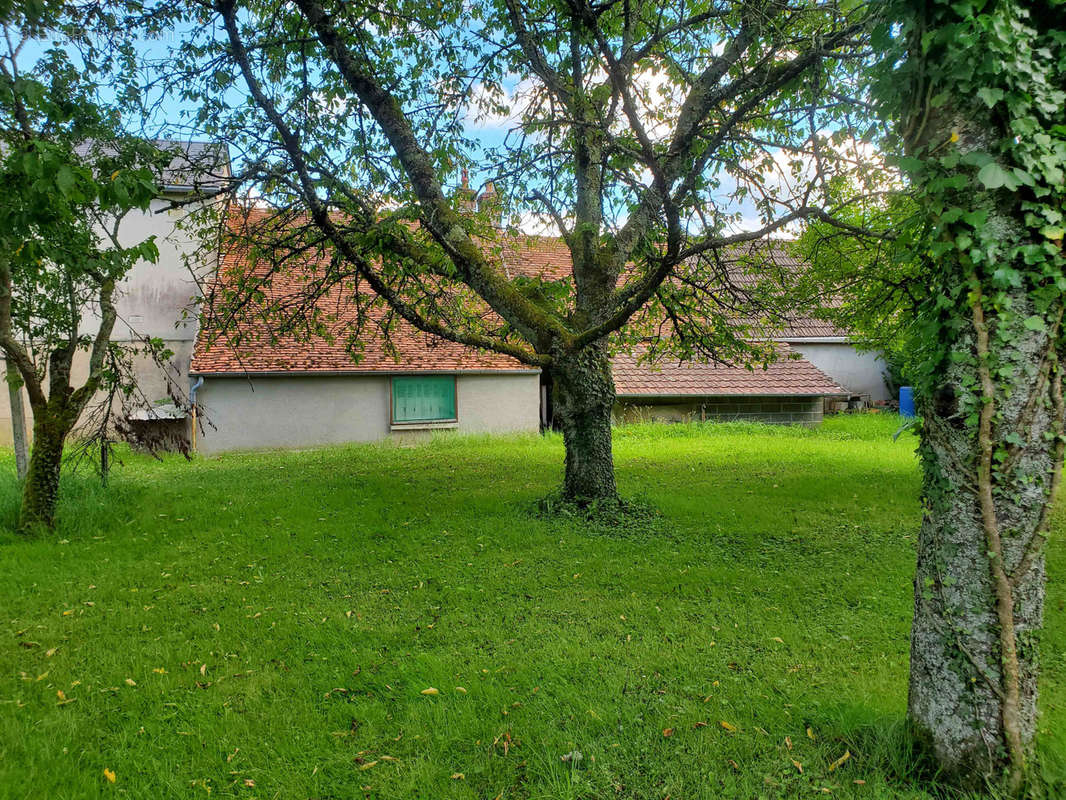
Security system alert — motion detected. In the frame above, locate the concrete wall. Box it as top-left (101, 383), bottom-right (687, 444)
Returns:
top-left (0, 196), bottom-right (217, 445)
top-left (614, 395), bottom-right (824, 427)
top-left (787, 342), bottom-right (890, 403)
top-left (195, 372), bottom-right (541, 454)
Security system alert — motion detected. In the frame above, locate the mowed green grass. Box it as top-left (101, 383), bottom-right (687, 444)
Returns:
top-left (1, 415), bottom-right (1064, 800)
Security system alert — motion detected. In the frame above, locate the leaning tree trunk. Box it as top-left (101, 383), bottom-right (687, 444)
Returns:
top-left (551, 342), bottom-right (618, 503)
top-left (908, 279), bottom-right (1062, 789)
top-left (18, 403), bottom-right (75, 532)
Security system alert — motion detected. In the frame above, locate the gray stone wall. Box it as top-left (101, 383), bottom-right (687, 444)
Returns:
top-left (614, 395), bottom-right (824, 426)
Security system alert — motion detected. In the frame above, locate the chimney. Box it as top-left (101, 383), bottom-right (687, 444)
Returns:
top-left (476, 180), bottom-right (502, 226)
top-left (456, 168), bottom-right (477, 213)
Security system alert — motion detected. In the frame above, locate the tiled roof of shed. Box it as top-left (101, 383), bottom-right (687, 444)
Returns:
top-left (192, 212), bottom-right (848, 395)
top-left (612, 345), bottom-right (848, 397)
top-left (192, 229), bottom-right (528, 375)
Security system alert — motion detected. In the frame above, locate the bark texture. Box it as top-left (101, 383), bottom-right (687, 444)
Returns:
top-left (18, 405), bottom-right (74, 532)
top-left (6, 360), bottom-right (27, 481)
top-left (551, 342), bottom-right (618, 502)
top-left (908, 258), bottom-right (1059, 789)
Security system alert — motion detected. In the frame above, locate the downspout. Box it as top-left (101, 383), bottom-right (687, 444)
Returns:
top-left (189, 376), bottom-right (204, 453)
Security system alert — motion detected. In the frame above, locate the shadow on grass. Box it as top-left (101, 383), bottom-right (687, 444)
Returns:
top-left (820, 705), bottom-right (1065, 799)
top-left (533, 491), bottom-right (668, 540)
top-left (0, 460), bottom-right (147, 540)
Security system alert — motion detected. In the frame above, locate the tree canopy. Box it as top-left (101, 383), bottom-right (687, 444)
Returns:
top-left (159, 0), bottom-right (875, 499)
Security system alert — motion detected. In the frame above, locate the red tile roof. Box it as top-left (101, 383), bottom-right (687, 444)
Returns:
top-left (192, 218), bottom-right (533, 375)
top-left (192, 213), bottom-right (847, 399)
top-left (612, 345), bottom-right (847, 397)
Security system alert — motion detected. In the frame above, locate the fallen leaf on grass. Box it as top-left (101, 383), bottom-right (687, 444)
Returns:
top-left (455, 686), bottom-right (467, 694)
top-left (693, 722), bottom-right (708, 729)
top-left (791, 759), bottom-right (803, 774)
top-left (451, 773), bottom-right (464, 780)
top-left (420, 687), bottom-right (439, 696)
top-left (806, 726), bottom-right (816, 741)
top-left (125, 678), bottom-right (136, 687)
top-left (771, 637), bottom-right (784, 644)
top-left (358, 760), bottom-right (378, 771)
top-left (828, 750), bottom-right (851, 772)
top-left (45, 648), bottom-right (57, 657)
top-left (56, 690), bottom-right (66, 701)
top-left (200, 663), bottom-right (208, 676)
top-left (152, 668), bottom-right (166, 674)
top-left (662, 728), bottom-right (674, 738)
top-left (785, 736), bottom-right (793, 750)
top-left (243, 779), bottom-right (255, 787)
top-left (719, 721), bottom-right (737, 733)
top-left (103, 768), bottom-right (116, 783)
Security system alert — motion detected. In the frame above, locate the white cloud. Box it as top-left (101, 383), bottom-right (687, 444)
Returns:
top-left (464, 77), bottom-right (540, 132)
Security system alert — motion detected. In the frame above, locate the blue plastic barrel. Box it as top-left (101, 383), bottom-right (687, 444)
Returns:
top-left (899, 386), bottom-right (915, 418)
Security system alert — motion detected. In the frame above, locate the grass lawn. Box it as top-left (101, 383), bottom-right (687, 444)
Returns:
top-left (1, 414), bottom-right (1063, 799)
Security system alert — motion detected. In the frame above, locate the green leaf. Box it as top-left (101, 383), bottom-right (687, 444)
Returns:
top-left (55, 165), bottom-right (75, 197)
top-left (1023, 315), bottom-right (1046, 332)
top-left (976, 87), bottom-right (1004, 107)
top-left (976, 162), bottom-right (1014, 190)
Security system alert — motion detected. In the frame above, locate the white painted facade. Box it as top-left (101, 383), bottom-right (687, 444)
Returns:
top-left (0, 194), bottom-right (219, 445)
top-left (785, 339), bottom-right (891, 403)
top-left (194, 371), bottom-right (542, 454)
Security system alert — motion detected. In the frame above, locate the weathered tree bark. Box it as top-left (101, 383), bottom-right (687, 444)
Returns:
top-left (905, 103), bottom-right (1062, 788)
top-left (6, 360), bottom-right (28, 481)
top-left (909, 299), bottom-right (1058, 787)
top-left (551, 342), bottom-right (618, 503)
top-left (18, 401), bottom-right (75, 532)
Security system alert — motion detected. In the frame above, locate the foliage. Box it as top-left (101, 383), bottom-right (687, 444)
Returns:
top-left (868, 0), bottom-right (1065, 401)
top-left (6, 417), bottom-right (1064, 798)
top-left (155, 0), bottom-right (877, 372)
top-left (0, 1), bottom-right (176, 528)
top-left (795, 192), bottom-right (927, 391)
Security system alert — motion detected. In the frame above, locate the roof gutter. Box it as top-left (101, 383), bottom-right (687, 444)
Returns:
top-left (189, 368), bottom-right (542, 378)
top-left (774, 336), bottom-right (852, 344)
top-left (616, 391), bottom-right (849, 400)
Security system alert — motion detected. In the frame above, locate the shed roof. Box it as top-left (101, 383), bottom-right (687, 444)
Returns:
top-left (192, 211), bottom-right (848, 398)
top-left (612, 345), bottom-right (848, 398)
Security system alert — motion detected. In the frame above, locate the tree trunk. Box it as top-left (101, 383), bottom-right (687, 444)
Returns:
top-left (551, 343), bottom-right (618, 503)
top-left (908, 287), bottom-right (1059, 789)
top-left (6, 360), bottom-right (28, 481)
top-left (18, 405), bottom-right (73, 533)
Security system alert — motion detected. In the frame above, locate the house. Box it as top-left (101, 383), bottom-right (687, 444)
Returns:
top-left (0, 141), bottom-right (886, 454)
top-left (0, 140), bottom-right (230, 446)
top-left (189, 215), bottom-right (864, 454)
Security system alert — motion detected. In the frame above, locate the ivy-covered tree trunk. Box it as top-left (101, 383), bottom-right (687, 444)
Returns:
top-left (876, 3), bottom-right (1066, 790)
top-left (18, 402), bottom-right (76, 532)
top-left (551, 343), bottom-right (618, 503)
top-left (910, 291), bottom-right (1059, 786)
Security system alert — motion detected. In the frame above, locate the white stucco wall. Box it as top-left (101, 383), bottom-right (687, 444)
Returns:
top-left (112, 197), bottom-right (213, 342)
top-left (194, 372), bottom-right (541, 454)
top-left (0, 195), bottom-right (218, 444)
top-left (787, 342), bottom-right (890, 403)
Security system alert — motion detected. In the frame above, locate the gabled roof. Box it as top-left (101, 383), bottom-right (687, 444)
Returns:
top-left (192, 213), bottom-right (848, 398)
top-left (612, 345), bottom-right (847, 398)
top-left (192, 212), bottom-right (530, 375)
top-left (73, 139), bottom-right (230, 195)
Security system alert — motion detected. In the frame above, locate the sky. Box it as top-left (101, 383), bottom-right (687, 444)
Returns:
top-left (11, 11), bottom-right (883, 240)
